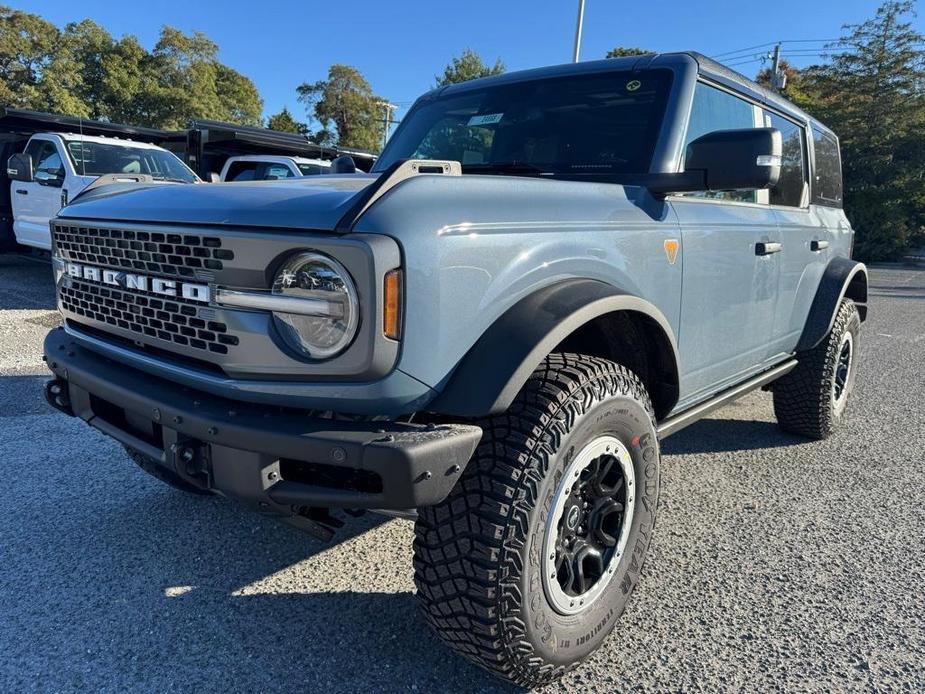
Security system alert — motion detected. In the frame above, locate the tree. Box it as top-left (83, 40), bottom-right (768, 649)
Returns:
top-left (755, 58), bottom-right (823, 112)
top-left (605, 47), bottom-right (654, 59)
top-left (0, 8), bottom-right (263, 130)
top-left (435, 49), bottom-right (504, 86)
top-left (297, 64), bottom-right (384, 151)
top-left (142, 27), bottom-right (263, 129)
top-left (797, 0), bottom-right (925, 260)
top-left (267, 107), bottom-right (307, 134)
top-left (0, 6), bottom-right (88, 115)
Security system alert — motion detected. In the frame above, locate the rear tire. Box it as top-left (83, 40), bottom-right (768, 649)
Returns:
top-left (413, 353), bottom-right (660, 687)
top-left (124, 446), bottom-right (213, 496)
top-left (773, 299), bottom-right (861, 440)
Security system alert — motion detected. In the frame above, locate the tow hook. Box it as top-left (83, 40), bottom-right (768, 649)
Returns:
top-left (44, 378), bottom-right (74, 416)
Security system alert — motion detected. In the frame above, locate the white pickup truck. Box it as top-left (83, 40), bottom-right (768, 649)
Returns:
top-left (6, 132), bottom-right (198, 249)
top-left (219, 155), bottom-right (332, 181)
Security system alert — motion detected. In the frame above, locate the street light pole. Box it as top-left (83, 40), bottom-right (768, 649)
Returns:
top-left (572, 0), bottom-right (586, 63)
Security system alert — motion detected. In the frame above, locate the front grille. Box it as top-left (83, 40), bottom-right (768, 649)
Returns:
top-left (53, 223), bottom-right (234, 279)
top-left (60, 278), bottom-right (239, 355)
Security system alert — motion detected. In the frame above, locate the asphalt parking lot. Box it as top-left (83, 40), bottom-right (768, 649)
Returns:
top-left (1, 253), bottom-right (923, 693)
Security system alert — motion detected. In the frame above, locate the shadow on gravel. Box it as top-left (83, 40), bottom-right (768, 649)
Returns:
top-left (0, 374), bottom-right (52, 417)
top-left (0, 253), bottom-right (56, 310)
top-left (39, 479), bottom-right (515, 693)
top-left (662, 417), bottom-right (806, 455)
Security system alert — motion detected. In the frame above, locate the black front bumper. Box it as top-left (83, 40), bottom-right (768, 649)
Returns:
top-left (43, 328), bottom-right (481, 514)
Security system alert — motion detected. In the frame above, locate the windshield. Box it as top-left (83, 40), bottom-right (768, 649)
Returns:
top-left (297, 163), bottom-right (331, 175)
top-left (375, 69), bottom-right (673, 178)
top-left (65, 141), bottom-right (198, 183)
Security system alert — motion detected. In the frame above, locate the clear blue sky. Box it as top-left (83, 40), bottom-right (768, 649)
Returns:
top-left (20, 0), bottom-right (922, 125)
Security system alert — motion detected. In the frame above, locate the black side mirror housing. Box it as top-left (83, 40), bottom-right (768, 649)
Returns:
top-left (644, 127), bottom-right (782, 195)
top-left (7, 153), bottom-right (33, 183)
top-left (686, 127), bottom-right (782, 190)
top-left (330, 155), bottom-right (357, 174)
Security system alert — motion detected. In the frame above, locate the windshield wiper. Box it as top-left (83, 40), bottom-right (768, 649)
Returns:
top-left (461, 162), bottom-right (550, 176)
top-left (150, 174), bottom-right (192, 183)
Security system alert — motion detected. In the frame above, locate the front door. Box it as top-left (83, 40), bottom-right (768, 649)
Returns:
top-left (12, 139), bottom-right (66, 249)
top-left (671, 81), bottom-right (782, 405)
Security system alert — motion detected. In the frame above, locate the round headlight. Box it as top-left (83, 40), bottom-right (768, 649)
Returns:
top-left (271, 252), bottom-right (359, 359)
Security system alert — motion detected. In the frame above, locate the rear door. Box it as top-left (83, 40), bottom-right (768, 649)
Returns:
top-left (12, 138), bottom-right (66, 249)
top-left (763, 110), bottom-right (826, 358)
top-left (670, 81), bottom-right (782, 404)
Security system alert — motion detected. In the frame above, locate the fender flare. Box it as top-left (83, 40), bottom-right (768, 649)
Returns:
top-left (428, 279), bottom-right (680, 417)
top-left (796, 256), bottom-right (868, 352)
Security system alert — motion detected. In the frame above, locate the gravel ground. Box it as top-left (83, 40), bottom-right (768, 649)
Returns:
top-left (0, 253), bottom-right (923, 693)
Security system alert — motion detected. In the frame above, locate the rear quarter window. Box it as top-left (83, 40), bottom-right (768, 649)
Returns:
top-left (812, 127), bottom-right (843, 207)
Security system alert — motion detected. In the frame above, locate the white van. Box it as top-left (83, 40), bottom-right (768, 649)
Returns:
top-left (7, 132), bottom-right (198, 249)
top-left (219, 155), bottom-right (332, 182)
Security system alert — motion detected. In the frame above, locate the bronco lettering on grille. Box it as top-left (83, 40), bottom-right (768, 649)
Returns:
top-left (65, 262), bottom-right (211, 303)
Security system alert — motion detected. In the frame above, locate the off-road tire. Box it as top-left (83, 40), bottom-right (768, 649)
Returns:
top-left (773, 299), bottom-right (861, 440)
top-left (124, 446), bottom-right (213, 495)
top-left (413, 353), bottom-right (660, 687)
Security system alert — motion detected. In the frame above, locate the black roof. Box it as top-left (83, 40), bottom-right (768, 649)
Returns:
top-left (188, 119), bottom-right (378, 163)
top-left (0, 107), bottom-right (183, 144)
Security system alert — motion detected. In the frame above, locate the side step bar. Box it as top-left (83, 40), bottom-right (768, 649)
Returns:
top-left (656, 359), bottom-right (798, 438)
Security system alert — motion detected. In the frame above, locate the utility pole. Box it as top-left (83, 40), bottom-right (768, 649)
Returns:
top-left (572, 0), bottom-right (586, 63)
top-left (377, 100), bottom-right (399, 150)
top-left (769, 42), bottom-right (787, 92)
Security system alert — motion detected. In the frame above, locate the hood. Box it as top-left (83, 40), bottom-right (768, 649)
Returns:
top-left (58, 175), bottom-right (379, 231)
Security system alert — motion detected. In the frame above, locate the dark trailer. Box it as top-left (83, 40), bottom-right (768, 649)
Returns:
top-left (185, 119), bottom-right (378, 179)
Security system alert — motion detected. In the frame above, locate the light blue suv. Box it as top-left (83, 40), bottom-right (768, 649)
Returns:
top-left (43, 52), bottom-right (867, 686)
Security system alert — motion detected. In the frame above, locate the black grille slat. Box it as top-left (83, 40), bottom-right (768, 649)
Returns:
top-left (60, 278), bottom-right (239, 355)
top-left (53, 224), bottom-right (233, 278)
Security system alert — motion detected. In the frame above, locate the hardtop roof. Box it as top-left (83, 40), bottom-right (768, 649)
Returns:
top-left (431, 51), bottom-right (834, 138)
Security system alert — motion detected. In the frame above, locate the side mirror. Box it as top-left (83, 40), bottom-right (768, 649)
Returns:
top-left (685, 127), bottom-right (781, 191)
top-left (209, 172), bottom-right (221, 183)
top-left (330, 155), bottom-right (357, 174)
top-left (7, 153), bottom-right (33, 183)
top-left (644, 127), bottom-right (782, 195)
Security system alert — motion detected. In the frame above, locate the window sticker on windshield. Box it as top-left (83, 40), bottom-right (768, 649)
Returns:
top-left (468, 113), bottom-right (504, 126)
top-left (626, 80), bottom-right (642, 92)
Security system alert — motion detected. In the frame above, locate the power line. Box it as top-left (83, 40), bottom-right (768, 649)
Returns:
top-left (712, 42), bottom-right (778, 59)
top-left (711, 38), bottom-right (846, 60)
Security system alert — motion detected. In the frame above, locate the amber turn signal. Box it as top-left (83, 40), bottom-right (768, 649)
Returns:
top-left (383, 269), bottom-right (402, 340)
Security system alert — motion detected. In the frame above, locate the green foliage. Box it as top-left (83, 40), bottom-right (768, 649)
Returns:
top-left (297, 64), bottom-right (384, 151)
top-left (793, 1), bottom-right (925, 260)
top-left (605, 47), bottom-right (654, 59)
top-left (0, 7), bottom-right (263, 129)
top-left (266, 107), bottom-right (307, 134)
top-left (435, 49), bottom-right (504, 87)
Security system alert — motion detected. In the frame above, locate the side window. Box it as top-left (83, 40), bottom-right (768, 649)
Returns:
top-left (32, 142), bottom-right (65, 187)
top-left (226, 161), bottom-right (258, 181)
top-left (811, 128), bottom-right (843, 207)
top-left (683, 82), bottom-right (760, 202)
top-left (263, 163), bottom-right (293, 179)
top-left (764, 111), bottom-right (807, 207)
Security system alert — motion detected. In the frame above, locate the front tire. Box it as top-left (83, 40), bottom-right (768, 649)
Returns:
top-left (773, 299), bottom-right (861, 439)
top-left (413, 353), bottom-right (660, 687)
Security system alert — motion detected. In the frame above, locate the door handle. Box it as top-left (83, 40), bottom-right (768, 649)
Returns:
top-left (810, 239), bottom-right (829, 252)
top-left (755, 241), bottom-right (782, 256)
top-left (15, 189), bottom-right (27, 195)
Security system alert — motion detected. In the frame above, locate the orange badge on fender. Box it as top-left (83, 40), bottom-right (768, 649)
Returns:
top-left (663, 239), bottom-right (680, 265)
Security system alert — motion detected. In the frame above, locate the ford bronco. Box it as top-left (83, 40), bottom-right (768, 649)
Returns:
top-left (42, 52), bottom-right (867, 686)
